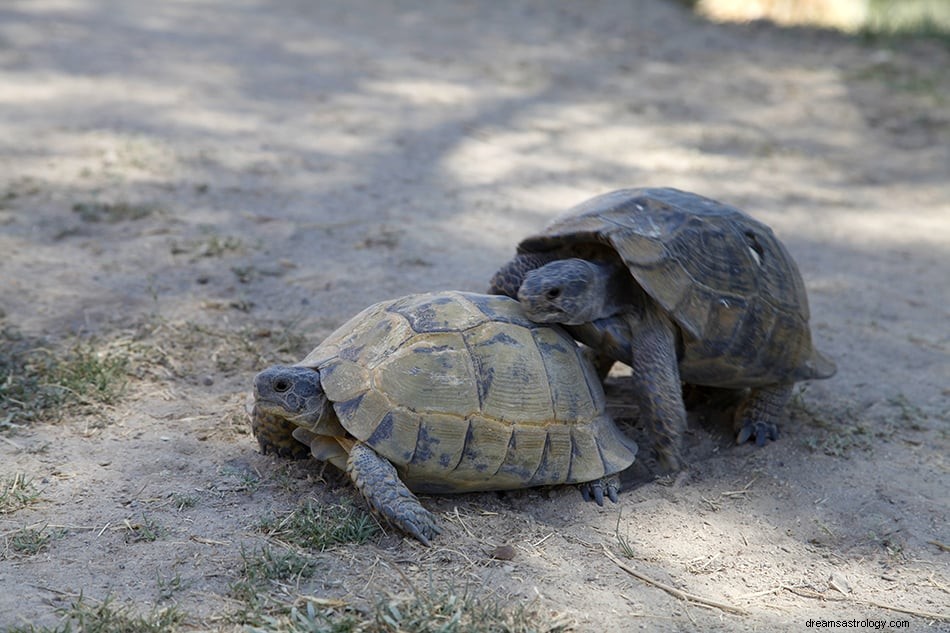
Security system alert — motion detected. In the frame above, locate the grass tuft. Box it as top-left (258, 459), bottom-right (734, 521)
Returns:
top-left (0, 328), bottom-right (129, 425)
top-left (0, 473), bottom-right (41, 514)
top-left (7, 593), bottom-right (185, 633)
top-left (51, 341), bottom-right (129, 405)
top-left (3, 525), bottom-right (65, 558)
top-left (247, 587), bottom-right (573, 633)
top-left (229, 545), bottom-right (320, 623)
top-left (124, 515), bottom-right (168, 544)
top-left (72, 200), bottom-right (158, 223)
top-left (257, 500), bottom-right (379, 551)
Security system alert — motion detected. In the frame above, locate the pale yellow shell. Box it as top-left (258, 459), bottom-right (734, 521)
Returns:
top-left (296, 291), bottom-right (637, 493)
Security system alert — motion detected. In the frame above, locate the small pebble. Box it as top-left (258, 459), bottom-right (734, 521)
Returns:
top-left (489, 544), bottom-right (517, 561)
top-left (201, 375), bottom-right (214, 386)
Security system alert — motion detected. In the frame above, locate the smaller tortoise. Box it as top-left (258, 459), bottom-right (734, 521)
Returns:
top-left (490, 188), bottom-right (836, 470)
top-left (251, 291), bottom-right (638, 545)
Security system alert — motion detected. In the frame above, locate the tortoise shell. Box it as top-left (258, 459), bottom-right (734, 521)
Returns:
top-left (295, 291), bottom-right (637, 493)
top-left (516, 188), bottom-right (836, 388)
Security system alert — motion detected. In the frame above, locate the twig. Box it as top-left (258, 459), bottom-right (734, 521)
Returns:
top-left (850, 597), bottom-right (949, 622)
top-left (450, 506), bottom-right (476, 540)
top-left (927, 539), bottom-right (950, 553)
top-left (779, 585), bottom-right (950, 621)
top-left (602, 545), bottom-right (748, 616)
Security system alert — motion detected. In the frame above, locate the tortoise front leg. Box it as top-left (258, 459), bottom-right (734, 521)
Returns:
top-left (734, 383), bottom-right (793, 446)
top-left (251, 408), bottom-right (312, 459)
top-left (346, 442), bottom-right (442, 546)
top-left (624, 309), bottom-right (687, 472)
top-left (488, 253), bottom-right (557, 297)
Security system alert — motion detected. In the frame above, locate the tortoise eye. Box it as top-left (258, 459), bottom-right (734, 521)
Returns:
top-left (273, 378), bottom-right (292, 393)
top-left (545, 288), bottom-right (562, 300)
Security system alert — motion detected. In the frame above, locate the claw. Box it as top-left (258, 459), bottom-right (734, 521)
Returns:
top-left (736, 424), bottom-right (753, 445)
top-left (592, 481), bottom-right (605, 507)
top-left (579, 476), bottom-right (620, 506)
top-left (736, 421), bottom-right (779, 447)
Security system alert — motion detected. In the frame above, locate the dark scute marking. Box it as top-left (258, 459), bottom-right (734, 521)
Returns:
top-left (530, 432), bottom-right (559, 483)
top-left (391, 295), bottom-right (459, 333)
top-left (457, 420), bottom-right (480, 469)
top-left (411, 344), bottom-right (452, 354)
top-left (534, 337), bottom-right (568, 356)
top-left (477, 366), bottom-right (495, 407)
top-left (411, 424), bottom-right (440, 465)
top-left (366, 411), bottom-right (395, 446)
top-left (333, 393), bottom-right (365, 421)
top-left (485, 331), bottom-right (521, 347)
top-left (456, 420), bottom-right (491, 473)
top-left (466, 294), bottom-right (534, 328)
top-left (337, 343), bottom-right (364, 362)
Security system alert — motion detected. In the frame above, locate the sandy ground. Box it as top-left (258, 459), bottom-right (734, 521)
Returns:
top-left (1, 1), bottom-right (948, 631)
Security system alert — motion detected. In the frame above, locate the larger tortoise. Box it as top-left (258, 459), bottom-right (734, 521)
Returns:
top-left (251, 291), bottom-right (638, 545)
top-left (490, 187), bottom-right (836, 471)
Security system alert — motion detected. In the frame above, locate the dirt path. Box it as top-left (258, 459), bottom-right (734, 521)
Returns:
top-left (1, 1), bottom-right (948, 631)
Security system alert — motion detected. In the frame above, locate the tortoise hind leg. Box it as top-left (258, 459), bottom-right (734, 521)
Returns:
top-left (579, 474), bottom-right (620, 506)
top-left (346, 442), bottom-right (442, 546)
top-left (734, 383), bottom-right (793, 446)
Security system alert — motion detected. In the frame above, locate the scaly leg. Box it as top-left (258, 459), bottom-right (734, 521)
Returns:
top-left (735, 383), bottom-right (793, 446)
top-left (346, 442), bottom-right (442, 546)
top-left (625, 309), bottom-right (687, 472)
top-left (579, 474), bottom-right (621, 506)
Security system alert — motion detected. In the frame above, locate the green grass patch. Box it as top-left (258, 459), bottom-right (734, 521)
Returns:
top-left (0, 473), bottom-right (41, 514)
top-left (1, 328), bottom-right (130, 425)
top-left (3, 524), bottom-right (66, 558)
top-left (229, 545), bottom-right (320, 623)
top-left (257, 500), bottom-right (379, 550)
top-left (169, 234), bottom-right (244, 259)
top-left (124, 515), bottom-right (168, 544)
top-left (7, 593), bottom-right (186, 633)
top-left (72, 200), bottom-right (159, 223)
top-left (51, 341), bottom-right (129, 405)
top-left (249, 587), bottom-right (573, 633)
top-left (863, 0), bottom-right (950, 40)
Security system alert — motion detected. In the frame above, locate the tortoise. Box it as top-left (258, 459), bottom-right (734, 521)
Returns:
top-left (489, 187), bottom-right (836, 471)
top-left (250, 290), bottom-right (638, 545)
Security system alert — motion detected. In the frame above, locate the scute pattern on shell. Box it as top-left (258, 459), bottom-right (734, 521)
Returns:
top-left (295, 291), bottom-right (637, 494)
top-left (516, 188), bottom-right (835, 387)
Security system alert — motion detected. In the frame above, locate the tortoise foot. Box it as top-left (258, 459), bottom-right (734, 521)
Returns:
top-left (251, 409), bottom-right (312, 459)
top-left (735, 384), bottom-right (790, 447)
top-left (346, 442), bottom-right (441, 546)
top-left (579, 475), bottom-right (620, 506)
top-left (736, 420), bottom-right (779, 446)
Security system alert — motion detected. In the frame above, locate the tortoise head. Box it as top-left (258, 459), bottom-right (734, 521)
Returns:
top-left (517, 258), bottom-right (618, 325)
top-left (253, 365), bottom-right (328, 426)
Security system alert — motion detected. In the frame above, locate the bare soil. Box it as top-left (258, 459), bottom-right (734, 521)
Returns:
top-left (1, 1), bottom-right (948, 631)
